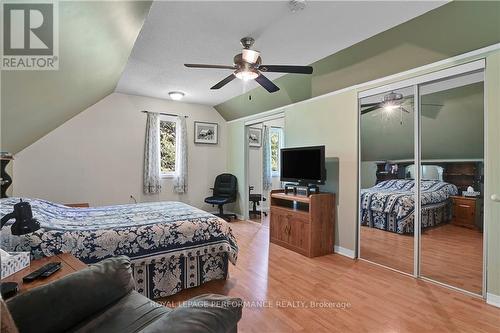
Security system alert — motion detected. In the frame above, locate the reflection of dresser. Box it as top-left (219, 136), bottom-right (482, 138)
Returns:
top-left (450, 196), bottom-right (483, 229)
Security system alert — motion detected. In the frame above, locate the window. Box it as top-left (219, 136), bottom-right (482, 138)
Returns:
top-left (160, 117), bottom-right (177, 176)
top-left (270, 127), bottom-right (283, 177)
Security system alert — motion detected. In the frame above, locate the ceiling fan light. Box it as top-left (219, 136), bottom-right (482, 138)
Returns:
top-left (168, 91), bottom-right (185, 100)
top-left (235, 69), bottom-right (259, 81)
top-left (383, 103), bottom-right (399, 112)
top-left (242, 49), bottom-right (260, 64)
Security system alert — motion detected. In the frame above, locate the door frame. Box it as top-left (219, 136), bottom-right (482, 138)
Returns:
top-left (357, 59), bottom-right (487, 298)
top-left (244, 112), bottom-right (285, 222)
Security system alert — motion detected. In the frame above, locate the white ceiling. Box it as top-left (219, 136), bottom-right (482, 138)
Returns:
top-left (116, 1), bottom-right (445, 106)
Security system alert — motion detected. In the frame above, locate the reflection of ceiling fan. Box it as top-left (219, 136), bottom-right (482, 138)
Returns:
top-left (184, 37), bottom-right (313, 93)
top-left (360, 92), bottom-right (442, 115)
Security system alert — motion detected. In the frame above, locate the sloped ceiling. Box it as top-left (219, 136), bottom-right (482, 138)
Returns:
top-left (116, 1), bottom-right (445, 106)
top-left (361, 82), bottom-right (484, 161)
top-left (1, 1), bottom-right (152, 154)
top-left (215, 1), bottom-right (500, 120)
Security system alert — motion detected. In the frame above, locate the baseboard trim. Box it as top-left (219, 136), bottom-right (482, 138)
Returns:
top-left (486, 293), bottom-right (500, 308)
top-left (334, 246), bottom-right (355, 259)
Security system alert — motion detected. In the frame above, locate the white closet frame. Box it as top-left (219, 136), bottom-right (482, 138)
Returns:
top-left (357, 59), bottom-right (487, 298)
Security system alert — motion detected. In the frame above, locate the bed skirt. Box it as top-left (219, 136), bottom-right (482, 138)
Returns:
top-left (131, 252), bottom-right (229, 299)
top-left (361, 201), bottom-right (451, 234)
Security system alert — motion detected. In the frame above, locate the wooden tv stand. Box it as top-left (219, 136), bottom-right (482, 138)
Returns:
top-left (269, 189), bottom-right (335, 257)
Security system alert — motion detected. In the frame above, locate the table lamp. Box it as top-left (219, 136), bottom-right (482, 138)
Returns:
top-left (1, 199), bottom-right (40, 298)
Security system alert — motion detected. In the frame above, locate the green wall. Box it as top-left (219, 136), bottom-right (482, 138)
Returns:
top-left (361, 82), bottom-right (484, 161)
top-left (1, 1), bottom-right (152, 154)
top-left (285, 91), bottom-right (358, 251)
top-left (216, 1), bottom-right (500, 120)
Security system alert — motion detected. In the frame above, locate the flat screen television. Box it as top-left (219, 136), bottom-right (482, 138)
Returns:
top-left (280, 146), bottom-right (326, 185)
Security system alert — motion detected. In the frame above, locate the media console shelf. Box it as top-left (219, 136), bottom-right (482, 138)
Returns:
top-left (269, 189), bottom-right (335, 257)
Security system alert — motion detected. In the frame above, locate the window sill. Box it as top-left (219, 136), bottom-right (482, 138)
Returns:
top-left (161, 173), bottom-right (175, 179)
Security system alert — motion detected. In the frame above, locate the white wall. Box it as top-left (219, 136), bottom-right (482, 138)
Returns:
top-left (13, 93), bottom-right (227, 210)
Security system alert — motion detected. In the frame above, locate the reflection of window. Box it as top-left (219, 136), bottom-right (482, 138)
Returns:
top-left (270, 127), bottom-right (283, 177)
top-left (160, 117), bottom-right (177, 176)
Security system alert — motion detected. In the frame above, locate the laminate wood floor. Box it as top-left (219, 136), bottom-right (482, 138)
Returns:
top-left (360, 224), bottom-right (483, 294)
top-left (162, 219), bottom-right (499, 333)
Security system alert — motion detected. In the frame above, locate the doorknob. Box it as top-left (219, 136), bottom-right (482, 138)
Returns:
top-left (492, 194), bottom-right (500, 202)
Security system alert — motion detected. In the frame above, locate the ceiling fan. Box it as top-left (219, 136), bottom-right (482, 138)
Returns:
top-left (360, 92), bottom-right (443, 115)
top-left (184, 37), bottom-right (313, 93)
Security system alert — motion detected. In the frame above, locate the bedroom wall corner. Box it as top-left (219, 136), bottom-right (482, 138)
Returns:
top-left (223, 48), bottom-right (500, 298)
top-left (224, 90), bottom-right (359, 251)
top-left (284, 90), bottom-right (358, 252)
top-left (11, 93), bottom-right (228, 210)
top-left (226, 120), bottom-right (246, 216)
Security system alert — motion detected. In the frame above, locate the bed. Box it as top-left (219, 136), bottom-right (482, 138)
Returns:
top-left (360, 179), bottom-right (458, 234)
top-left (0, 198), bottom-right (238, 299)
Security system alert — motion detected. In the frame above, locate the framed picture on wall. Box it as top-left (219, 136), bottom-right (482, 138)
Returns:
top-left (248, 127), bottom-right (262, 147)
top-left (194, 121), bottom-right (218, 144)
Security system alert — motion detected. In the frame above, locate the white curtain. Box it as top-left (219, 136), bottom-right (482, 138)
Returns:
top-left (262, 125), bottom-right (272, 191)
top-left (173, 116), bottom-right (188, 194)
top-left (143, 112), bottom-right (161, 194)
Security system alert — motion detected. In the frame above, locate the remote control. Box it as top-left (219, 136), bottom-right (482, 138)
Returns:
top-left (23, 262), bottom-right (61, 282)
top-left (40, 263), bottom-right (61, 278)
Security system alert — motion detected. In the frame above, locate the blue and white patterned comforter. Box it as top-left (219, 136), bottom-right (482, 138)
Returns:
top-left (0, 198), bottom-right (238, 266)
top-left (360, 180), bottom-right (458, 233)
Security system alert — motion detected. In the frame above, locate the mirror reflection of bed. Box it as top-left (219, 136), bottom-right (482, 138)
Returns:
top-left (360, 163), bottom-right (483, 292)
top-left (359, 73), bottom-right (484, 295)
top-left (359, 86), bottom-right (416, 274)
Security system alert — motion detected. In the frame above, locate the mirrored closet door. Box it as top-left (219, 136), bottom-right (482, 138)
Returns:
top-left (419, 71), bottom-right (484, 295)
top-left (358, 61), bottom-right (485, 296)
top-left (359, 86), bottom-right (415, 274)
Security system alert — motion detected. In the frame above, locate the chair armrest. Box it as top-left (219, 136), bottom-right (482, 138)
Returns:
top-left (142, 294), bottom-right (243, 333)
top-left (7, 256), bottom-right (134, 333)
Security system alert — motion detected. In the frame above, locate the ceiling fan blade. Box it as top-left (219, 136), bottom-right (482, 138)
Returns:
top-left (255, 74), bottom-right (280, 93)
top-left (360, 105), bottom-right (381, 115)
top-left (360, 102), bottom-right (380, 107)
top-left (259, 65), bottom-right (313, 74)
top-left (211, 74), bottom-right (236, 90)
top-left (185, 64), bottom-right (236, 70)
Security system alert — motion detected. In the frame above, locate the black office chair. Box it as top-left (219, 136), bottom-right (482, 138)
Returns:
top-left (205, 173), bottom-right (238, 221)
top-left (249, 186), bottom-right (267, 218)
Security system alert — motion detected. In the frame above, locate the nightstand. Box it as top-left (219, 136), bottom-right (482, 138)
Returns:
top-left (450, 196), bottom-right (483, 229)
top-left (1, 253), bottom-right (87, 296)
